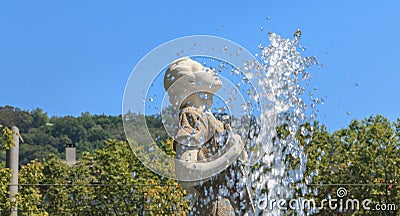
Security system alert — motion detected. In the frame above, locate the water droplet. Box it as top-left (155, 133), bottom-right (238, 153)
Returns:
top-left (199, 93), bottom-right (209, 99)
top-left (293, 29), bottom-right (302, 38)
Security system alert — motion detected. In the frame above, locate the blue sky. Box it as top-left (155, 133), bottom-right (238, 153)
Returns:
top-left (1, 0), bottom-right (399, 131)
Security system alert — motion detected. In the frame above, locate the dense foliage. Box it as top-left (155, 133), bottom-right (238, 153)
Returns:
top-left (0, 139), bottom-right (188, 215)
top-left (0, 106), bottom-right (399, 215)
top-left (0, 106), bottom-right (166, 164)
top-left (302, 116), bottom-right (400, 215)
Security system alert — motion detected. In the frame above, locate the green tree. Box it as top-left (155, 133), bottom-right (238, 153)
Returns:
top-left (40, 155), bottom-right (71, 214)
top-left (304, 116), bottom-right (399, 215)
top-left (75, 139), bottom-right (188, 215)
top-left (0, 125), bottom-right (13, 213)
top-left (4, 139), bottom-right (189, 215)
top-left (18, 160), bottom-right (45, 215)
top-left (0, 106), bottom-right (33, 133)
top-left (52, 116), bottom-right (87, 144)
top-left (31, 108), bottom-right (49, 128)
top-left (0, 167), bottom-right (11, 213)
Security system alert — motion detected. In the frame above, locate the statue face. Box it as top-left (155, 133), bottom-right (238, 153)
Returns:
top-left (164, 58), bottom-right (222, 107)
top-left (191, 69), bottom-right (222, 93)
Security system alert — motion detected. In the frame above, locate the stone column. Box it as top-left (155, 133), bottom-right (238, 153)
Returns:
top-left (6, 126), bottom-right (20, 216)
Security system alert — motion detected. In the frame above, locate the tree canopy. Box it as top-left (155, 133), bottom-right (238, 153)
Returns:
top-left (0, 106), bottom-right (398, 215)
top-left (0, 106), bottom-right (166, 165)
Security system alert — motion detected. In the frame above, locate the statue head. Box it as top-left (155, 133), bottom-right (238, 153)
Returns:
top-left (164, 57), bottom-right (222, 109)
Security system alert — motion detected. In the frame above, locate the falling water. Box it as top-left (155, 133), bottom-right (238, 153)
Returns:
top-left (248, 32), bottom-right (320, 215)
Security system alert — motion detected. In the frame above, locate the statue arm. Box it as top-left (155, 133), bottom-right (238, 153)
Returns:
top-left (175, 133), bottom-right (243, 186)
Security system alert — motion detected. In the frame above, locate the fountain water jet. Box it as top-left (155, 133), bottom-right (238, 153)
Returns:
top-left (247, 32), bottom-right (320, 215)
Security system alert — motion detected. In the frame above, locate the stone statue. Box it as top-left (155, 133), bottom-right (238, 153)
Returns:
top-left (164, 57), bottom-right (253, 215)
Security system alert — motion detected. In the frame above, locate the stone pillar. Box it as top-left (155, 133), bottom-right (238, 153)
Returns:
top-left (6, 126), bottom-right (20, 216)
top-left (65, 143), bottom-right (76, 166)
